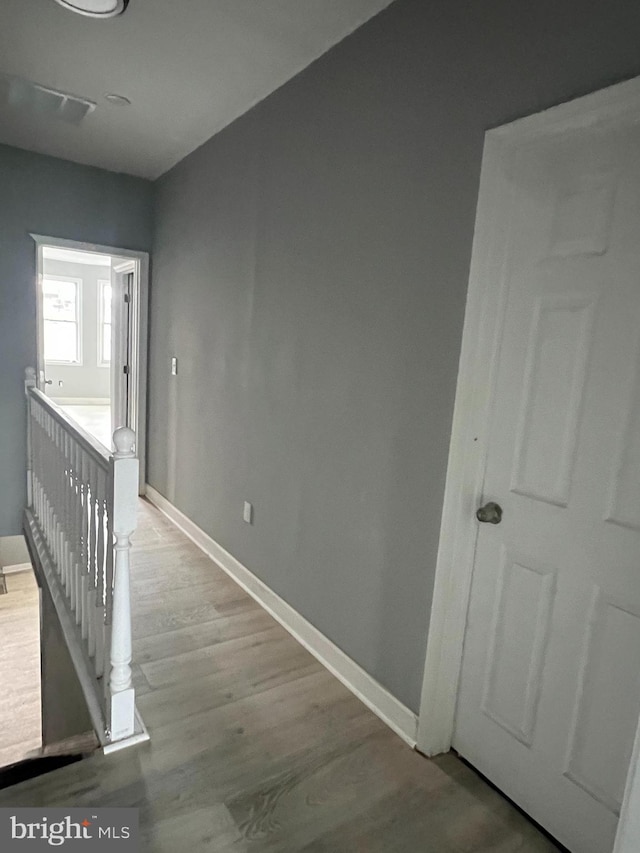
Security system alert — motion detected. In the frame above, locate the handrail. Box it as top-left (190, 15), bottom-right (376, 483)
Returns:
top-left (27, 386), bottom-right (111, 469)
top-left (24, 368), bottom-right (141, 748)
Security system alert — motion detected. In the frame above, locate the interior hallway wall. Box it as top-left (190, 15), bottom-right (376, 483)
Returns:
top-left (149, 0), bottom-right (640, 712)
top-left (0, 144), bottom-right (152, 535)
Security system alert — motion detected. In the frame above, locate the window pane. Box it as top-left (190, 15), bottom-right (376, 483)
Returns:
top-left (43, 279), bottom-right (77, 321)
top-left (103, 323), bottom-right (111, 363)
top-left (102, 283), bottom-right (112, 319)
top-left (44, 320), bottom-right (78, 362)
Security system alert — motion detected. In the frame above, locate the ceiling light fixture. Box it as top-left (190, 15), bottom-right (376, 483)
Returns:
top-left (53, 0), bottom-right (129, 18)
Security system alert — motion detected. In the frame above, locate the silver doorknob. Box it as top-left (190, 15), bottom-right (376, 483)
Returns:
top-left (476, 502), bottom-right (503, 524)
top-left (44, 379), bottom-right (53, 385)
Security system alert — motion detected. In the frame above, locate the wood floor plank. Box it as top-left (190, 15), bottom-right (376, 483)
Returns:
top-left (141, 803), bottom-right (245, 853)
top-left (140, 626), bottom-right (291, 687)
top-left (137, 656), bottom-right (320, 729)
top-left (132, 593), bottom-right (257, 641)
top-left (0, 498), bottom-right (561, 851)
top-left (296, 784), bottom-right (558, 853)
top-left (133, 607), bottom-right (275, 663)
top-left (131, 579), bottom-right (244, 616)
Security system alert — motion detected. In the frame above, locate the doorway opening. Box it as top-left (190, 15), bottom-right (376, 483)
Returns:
top-left (31, 235), bottom-right (148, 490)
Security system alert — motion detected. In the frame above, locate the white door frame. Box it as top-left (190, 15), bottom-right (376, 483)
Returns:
top-left (30, 233), bottom-right (149, 494)
top-left (110, 258), bottom-right (137, 439)
top-left (416, 75), bottom-right (640, 849)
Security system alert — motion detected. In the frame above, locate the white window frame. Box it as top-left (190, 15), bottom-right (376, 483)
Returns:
top-left (42, 274), bottom-right (83, 366)
top-left (97, 278), bottom-right (112, 367)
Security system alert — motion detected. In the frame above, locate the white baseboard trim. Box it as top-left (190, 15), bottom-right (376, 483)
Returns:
top-left (144, 485), bottom-right (418, 748)
top-left (51, 397), bottom-right (110, 406)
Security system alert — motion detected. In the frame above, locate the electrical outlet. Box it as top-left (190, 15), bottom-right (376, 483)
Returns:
top-left (171, 356), bottom-right (178, 375)
top-left (243, 501), bottom-right (253, 524)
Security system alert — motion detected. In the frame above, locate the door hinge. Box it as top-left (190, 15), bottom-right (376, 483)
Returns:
top-left (123, 365), bottom-right (130, 375)
top-left (123, 293), bottom-right (130, 304)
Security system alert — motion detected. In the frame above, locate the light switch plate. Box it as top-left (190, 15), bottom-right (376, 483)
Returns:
top-left (243, 501), bottom-right (253, 524)
top-left (171, 356), bottom-right (178, 375)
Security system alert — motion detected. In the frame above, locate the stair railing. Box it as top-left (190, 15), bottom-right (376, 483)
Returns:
top-left (24, 368), bottom-right (139, 747)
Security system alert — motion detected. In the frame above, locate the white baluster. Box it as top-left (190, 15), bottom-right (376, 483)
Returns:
top-left (74, 441), bottom-right (83, 624)
top-left (108, 427), bottom-right (137, 742)
top-left (57, 424), bottom-right (66, 581)
top-left (33, 403), bottom-right (40, 521)
top-left (38, 408), bottom-right (45, 525)
top-left (54, 421), bottom-right (63, 577)
top-left (24, 368), bottom-right (36, 507)
top-left (62, 430), bottom-right (71, 594)
top-left (70, 437), bottom-right (77, 596)
top-left (39, 408), bottom-right (45, 523)
top-left (86, 457), bottom-right (98, 658)
top-left (43, 411), bottom-right (50, 547)
top-left (80, 449), bottom-right (90, 641)
top-left (94, 467), bottom-right (106, 678)
top-left (37, 405), bottom-right (44, 522)
top-left (32, 402), bottom-right (40, 521)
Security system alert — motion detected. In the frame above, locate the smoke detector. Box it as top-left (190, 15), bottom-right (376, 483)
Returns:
top-left (53, 0), bottom-right (129, 18)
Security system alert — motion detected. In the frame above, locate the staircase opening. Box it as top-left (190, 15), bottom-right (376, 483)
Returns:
top-left (0, 540), bottom-right (99, 785)
top-left (0, 556), bottom-right (41, 769)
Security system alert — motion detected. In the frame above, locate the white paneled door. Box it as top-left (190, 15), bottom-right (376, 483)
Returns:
top-left (453, 117), bottom-right (640, 852)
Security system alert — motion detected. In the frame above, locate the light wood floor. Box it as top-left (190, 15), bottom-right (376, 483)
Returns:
top-left (0, 499), bottom-right (560, 851)
top-left (59, 404), bottom-right (112, 450)
top-left (0, 568), bottom-right (42, 768)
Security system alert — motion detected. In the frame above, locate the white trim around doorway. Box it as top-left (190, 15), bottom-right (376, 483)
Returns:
top-left (417, 73), bottom-right (640, 758)
top-left (416, 73), bottom-right (640, 853)
top-left (415, 127), bottom-right (513, 758)
top-left (30, 234), bottom-right (149, 494)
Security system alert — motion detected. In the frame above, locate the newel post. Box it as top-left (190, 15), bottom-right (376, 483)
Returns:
top-left (108, 426), bottom-right (138, 742)
top-left (24, 367), bottom-right (36, 508)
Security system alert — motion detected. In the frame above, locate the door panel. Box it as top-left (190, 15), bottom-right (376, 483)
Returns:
top-left (481, 548), bottom-right (557, 747)
top-left (454, 121), bottom-right (640, 853)
top-left (510, 293), bottom-right (596, 506)
top-left (564, 590), bottom-right (640, 813)
top-left (605, 341), bottom-right (640, 530)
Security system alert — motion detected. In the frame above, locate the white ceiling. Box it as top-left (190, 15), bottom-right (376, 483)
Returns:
top-left (0, 0), bottom-right (394, 179)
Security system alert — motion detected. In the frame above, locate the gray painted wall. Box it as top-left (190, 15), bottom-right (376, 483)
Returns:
top-left (0, 144), bottom-right (152, 536)
top-left (44, 258), bottom-right (111, 401)
top-left (149, 0), bottom-right (640, 713)
top-left (148, 0), bottom-right (640, 712)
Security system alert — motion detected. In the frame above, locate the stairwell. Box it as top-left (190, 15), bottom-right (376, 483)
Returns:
top-left (0, 558), bottom-right (99, 788)
top-left (0, 564), bottom-right (41, 768)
